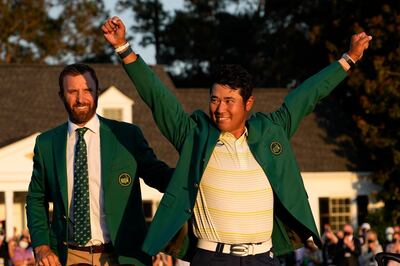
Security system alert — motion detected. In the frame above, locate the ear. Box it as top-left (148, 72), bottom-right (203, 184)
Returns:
top-left (58, 90), bottom-right (63, 99)
top-left (245, 96), bottom-right (254, 112)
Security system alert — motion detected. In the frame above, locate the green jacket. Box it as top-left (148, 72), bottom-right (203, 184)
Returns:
top-left (123, 57), bottom-right (347, 258)
top-left (26, 116), bottom-right (172, 266)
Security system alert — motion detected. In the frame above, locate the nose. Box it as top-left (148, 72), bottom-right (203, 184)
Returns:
top-left (76, 91), bottom-right (83, 104)
top-left (215, 101), bottom-right (226, 113)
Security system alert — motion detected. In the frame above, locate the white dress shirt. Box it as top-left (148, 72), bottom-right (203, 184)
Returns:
top-left (67, 114), bottom-right (110, 245)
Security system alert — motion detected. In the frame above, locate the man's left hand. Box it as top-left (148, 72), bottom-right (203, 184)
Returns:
top-left (347, 32), bottom-right (372, 62)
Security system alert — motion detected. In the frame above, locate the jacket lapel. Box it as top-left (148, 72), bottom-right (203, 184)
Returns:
top-left (246, 116), bottom-right (264, 145)
top-left (99, 118), bottom-right (117, 191)
top-left (53, 123), bottom-right (68, 214)
top-left (201, 122), bottom-right (220, 177)
top-left (247, 118), bottom-right (278, 189)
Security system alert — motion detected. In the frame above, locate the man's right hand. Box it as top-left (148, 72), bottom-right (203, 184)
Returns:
top-left (34, 245), bottom-right (61, 266)
top-left (101, 16), bottom-right (127, 49)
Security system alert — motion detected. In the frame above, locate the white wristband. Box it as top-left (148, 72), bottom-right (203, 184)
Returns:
top-left (115, 42), bottom-right (130, 53)
top-left (342, 53), bottom-right (356, 67)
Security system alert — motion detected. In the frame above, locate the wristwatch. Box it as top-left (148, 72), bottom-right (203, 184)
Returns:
top-left (342, 53), bottom-right (356, 68)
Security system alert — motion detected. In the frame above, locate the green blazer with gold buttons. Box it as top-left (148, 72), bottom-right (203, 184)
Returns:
top-left (123, 57), bottom-right (348, 259)
top-left (26, 116), bottom-right (172, 266)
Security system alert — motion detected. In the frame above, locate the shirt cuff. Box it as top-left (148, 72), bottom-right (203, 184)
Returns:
top-left (338, 58), bottom-right (351, 71)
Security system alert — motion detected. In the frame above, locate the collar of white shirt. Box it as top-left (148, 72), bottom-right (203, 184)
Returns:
top-left (219, 127), bottom-right (248, 142)
top-left (67, 114), bottom-right (100, 137)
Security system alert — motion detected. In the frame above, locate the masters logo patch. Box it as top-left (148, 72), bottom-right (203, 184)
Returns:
top-left (270, 141), bottom-right (283, 155)
top-left (118, 173), bottom-right (132, 186)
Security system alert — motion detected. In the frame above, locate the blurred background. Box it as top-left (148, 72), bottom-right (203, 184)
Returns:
top-left (0, 0), bottom-right (399, 265)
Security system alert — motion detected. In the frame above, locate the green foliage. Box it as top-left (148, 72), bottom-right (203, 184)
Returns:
top-left (0, 0), bottom-right (54, 63)
top-left (349, 3), bottom-right (400, 224)
top-left (268, 0), bottom-right (400, 223)
top-left (57, 0), bottom-right (112, 63)
top-left (0, 0), bottom-right (112, 64)
top-left (116, 0), bottom-right (169, 63)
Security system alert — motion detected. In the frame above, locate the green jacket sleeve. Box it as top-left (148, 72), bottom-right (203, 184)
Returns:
top-left (123, 57), bottom-right (196, 151)
top-left (129, 125), bottom-right (174, 192)
top-left (26, 137), bottom-right (51, 248)
top-left (269, 62), bottom-right (348, 139)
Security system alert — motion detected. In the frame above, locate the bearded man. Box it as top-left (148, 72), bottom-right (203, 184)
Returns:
top-left (26, 63), bottom-right (173, 266)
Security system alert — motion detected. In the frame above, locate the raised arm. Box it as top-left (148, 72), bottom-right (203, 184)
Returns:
top-left (102, 17), bottom-right (196, 151)
top-left (271, 32), bottom-right (372, 138)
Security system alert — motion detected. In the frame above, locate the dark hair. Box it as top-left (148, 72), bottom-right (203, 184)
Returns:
top-left (59, 63), bottom-right (99, 93)
top-left (210, 64), bottom-right (253, 102)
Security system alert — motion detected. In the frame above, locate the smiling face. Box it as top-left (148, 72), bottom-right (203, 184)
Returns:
top-left (209, 83), bottom-right (254, 138)
top-left (60, 72), bottom-right (98, 126)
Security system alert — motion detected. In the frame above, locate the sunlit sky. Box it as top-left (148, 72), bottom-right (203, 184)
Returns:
top-left (104, 0), bottom-right (184, 64)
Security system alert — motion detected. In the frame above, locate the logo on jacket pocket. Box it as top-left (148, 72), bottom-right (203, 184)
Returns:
top-left (118, 173), bottom-right (132, 186)
top-left (270, 141), bottom-right (283, 155)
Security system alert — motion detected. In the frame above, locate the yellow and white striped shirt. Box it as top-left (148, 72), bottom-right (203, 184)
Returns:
top-left (193, 129), bottom-right (274, 245)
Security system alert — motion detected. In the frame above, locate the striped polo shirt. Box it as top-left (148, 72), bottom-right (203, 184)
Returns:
top-left (193, 129), bottom-right (274, 245)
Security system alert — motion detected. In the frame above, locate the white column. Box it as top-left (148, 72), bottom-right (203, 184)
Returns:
top-left (5, 190), bottom-right (14, 240)
top-left (306, 192), bottom-right (319, 231)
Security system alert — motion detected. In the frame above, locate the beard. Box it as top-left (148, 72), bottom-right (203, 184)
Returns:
top-left (63, 100), bottom-right (97, 125)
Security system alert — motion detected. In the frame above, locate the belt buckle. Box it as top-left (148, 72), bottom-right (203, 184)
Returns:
top-left (230, 244), bottom-right (250, 256)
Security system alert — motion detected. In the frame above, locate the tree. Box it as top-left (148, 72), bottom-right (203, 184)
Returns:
top-left (0, 0), bottom-right (58, 63)
top-left (56, 0), bottom-right (112, 63)
top-left (263, 0), bottom-right (399, 223)
top-left (125, 0), bottom-right (326, 87)
top-left (277, 0), bottom-right (400, 224)
top-left (158, 0), bottom-right (278, 87)
top-left (348, 3), bottom-right (400, 224)
top-left (116, 0), bottom-right (169, 63)
top-left (0, 0), bottom-right (111, 64)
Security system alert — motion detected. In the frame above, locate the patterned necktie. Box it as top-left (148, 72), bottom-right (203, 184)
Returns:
top-left (72, 127), bottom-right (91, 246)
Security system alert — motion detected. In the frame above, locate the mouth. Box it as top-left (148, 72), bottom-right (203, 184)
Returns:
top-left (74, 105), bottom-right (89, 111)
top-left (216, 116), bottom-right (229, 122)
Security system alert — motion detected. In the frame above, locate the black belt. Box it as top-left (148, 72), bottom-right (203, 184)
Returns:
top-left (197, 239), bottom-right (273, 257)
top-left (68, 243), bottom-right (114, 254)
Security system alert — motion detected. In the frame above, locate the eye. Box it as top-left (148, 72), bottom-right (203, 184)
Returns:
top-left (210, 97), bottom-right (220, 104)
top-left (66, 89), bottom-right (78, 95)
